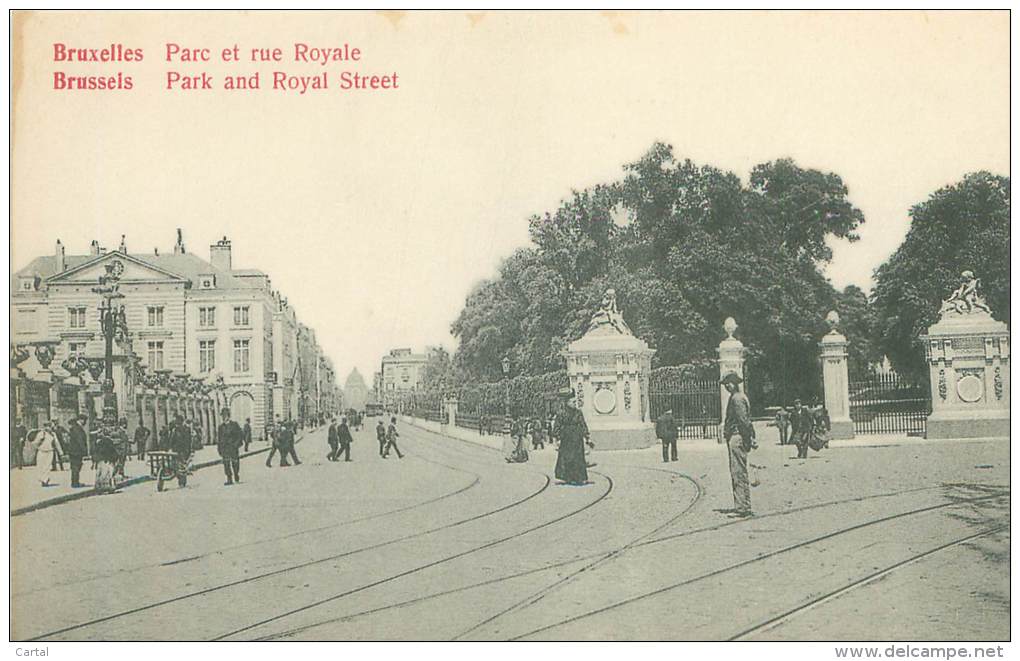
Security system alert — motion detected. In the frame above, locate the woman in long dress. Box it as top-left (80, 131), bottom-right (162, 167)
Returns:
top-left (553, 388), bottom-right (590, 485)
top-left (93, 428), bottom-right (118, 493)
top-left (34, 422), bottom-right (63, 487)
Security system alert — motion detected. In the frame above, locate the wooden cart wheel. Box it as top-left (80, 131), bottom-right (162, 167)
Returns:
top-left (157, 466), bottom-right (173, 492)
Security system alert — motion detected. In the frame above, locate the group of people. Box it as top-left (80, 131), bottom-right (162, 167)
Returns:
top-left (771, 400), bottom-right (831, 458)
top-left (16, 415), bottom-right (128, 490)
top-left (489, 389), bottom-right (593, 486)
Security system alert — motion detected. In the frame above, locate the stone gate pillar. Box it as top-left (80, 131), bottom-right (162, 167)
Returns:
top-left (717, 317), bottom-right (745, 441)
top-left (819, 311), bottom-right (854, 439)
top-left (923, 271), bottom-right (1009, 439)
top-left (444, 397), bottom-right (458, 428)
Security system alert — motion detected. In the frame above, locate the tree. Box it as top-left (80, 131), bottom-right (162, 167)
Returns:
top-left (872, 172), bottom-right (1010, 378)
top-left (451, 142), bottom-right (870, 409)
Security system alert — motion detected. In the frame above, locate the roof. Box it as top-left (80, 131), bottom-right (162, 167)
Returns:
top-left (12, 252), bottom-right (264, 291)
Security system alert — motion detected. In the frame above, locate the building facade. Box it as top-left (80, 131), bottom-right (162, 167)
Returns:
top-left (11, 231), bottom-right (337, 439)
top-left (380, 348), bottom-right (428, 409)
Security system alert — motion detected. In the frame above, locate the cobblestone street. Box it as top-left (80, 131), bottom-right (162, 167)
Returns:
top-left (10, 422), bottom-right (1009, 641)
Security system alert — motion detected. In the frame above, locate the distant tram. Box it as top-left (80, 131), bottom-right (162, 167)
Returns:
top-left (365, 402), bottom-right (384, 417)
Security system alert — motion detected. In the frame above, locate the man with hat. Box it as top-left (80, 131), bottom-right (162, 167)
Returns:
top-left (790, 398), bottom-right (810, 459)
top-left (217, 407), bottom-right (244, 485)
top-left (553, 387), bottom-right (590, 485)
top-left (721, 372), bottom-right (754, 516)
top-left (66, 414), bottom-right (90, 488)
top-left (655, 408), bottom-right (680, 463)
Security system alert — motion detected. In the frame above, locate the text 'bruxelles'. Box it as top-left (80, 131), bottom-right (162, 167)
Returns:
top-left (51, 42), bottom-right (400, 93)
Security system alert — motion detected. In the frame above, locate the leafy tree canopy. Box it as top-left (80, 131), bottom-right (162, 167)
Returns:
top-left (872, 172), bottom-right (1010, 378)
top-left (451, 143), bottom-right (870, 406)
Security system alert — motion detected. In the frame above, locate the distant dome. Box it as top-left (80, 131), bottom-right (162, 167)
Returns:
top-left (343, 368), bottom-right (370, 411)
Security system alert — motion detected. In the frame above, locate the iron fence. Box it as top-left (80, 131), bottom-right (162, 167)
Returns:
top-left (849, 372), bottom-right (930, 436)
top-left (649, 377), bottom-right (720, 440)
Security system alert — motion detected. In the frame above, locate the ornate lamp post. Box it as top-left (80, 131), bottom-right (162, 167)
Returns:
top-left (91, 260), bottom-right (128, 425)
top-left (501, 355), bottom-right (511, 431)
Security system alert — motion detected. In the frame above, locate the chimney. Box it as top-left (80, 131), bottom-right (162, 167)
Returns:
top-left (154, 247), bottom-right (159, 256)
top-left (89, 239), bottom-right (101, 256)
top-left (173, 228), bottom-right (185, 255)
top-left (119, 234), bottom-right (127, 253)
top-left (210, 236), bottom-right (232, 271)
top-left (55, 239), bottom-right (66, 272)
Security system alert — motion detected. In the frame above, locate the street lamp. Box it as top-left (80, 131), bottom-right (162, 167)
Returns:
top-left (501, 355), bottom-right (511, 432)
top-left (91, 261), bottom-right (128, 425)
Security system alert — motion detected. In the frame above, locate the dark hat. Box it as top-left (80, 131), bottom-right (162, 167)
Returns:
top-left (720, 372), bottom-right (744, 386)
top-left (556, 386), bottom-right (576, 399)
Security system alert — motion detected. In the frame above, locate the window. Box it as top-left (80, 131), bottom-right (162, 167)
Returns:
top-left (233, 339), bottom-right (250, 373)
top-left (68, 306), bottom-right (87, 329)
top-left (147, 306), bottom-right (164, 327)
top-left (68, 342), bottom-right (86, 356)
top-left (199, 306), bottom-right (216, 328)
top-left (147, 341), bottom-right (164, 370)
top-left (233, 306), bottom-right (250, 327)
top-left (199, 340), bottom-right (216, 373)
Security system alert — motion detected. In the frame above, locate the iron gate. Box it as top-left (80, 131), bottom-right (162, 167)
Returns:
top-left (849, 372), bottom-right (930, 436)
top-left (649, 377), bottom-right (720, 439)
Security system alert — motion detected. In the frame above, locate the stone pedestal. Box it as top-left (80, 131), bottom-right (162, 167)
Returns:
top-left (819, 326), bottom-right (855, 440)
top-left (923, 310), bottom-right (1009, 439)
top-left (564, 325), bottom-right (655, 450)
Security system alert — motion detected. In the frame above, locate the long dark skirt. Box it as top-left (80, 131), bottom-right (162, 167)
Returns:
top-left (554, 437), bottom-right (588, 484)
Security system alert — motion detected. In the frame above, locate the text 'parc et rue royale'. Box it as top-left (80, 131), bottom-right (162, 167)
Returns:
top-left (51, 42), bottom-right (399, 93)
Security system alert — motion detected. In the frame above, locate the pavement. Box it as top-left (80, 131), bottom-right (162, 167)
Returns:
top-left (9, 420), bottom-right (1009, 641)
top-left (9, 427), bottom-right (314, 515)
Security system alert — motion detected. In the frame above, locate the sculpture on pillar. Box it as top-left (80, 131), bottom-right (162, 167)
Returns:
top-left (34, 344), bottom-right (56, 370)
top-left (939, 270), bottom-right (992, 316)
top-left (825, 310), bottom-right (841, 334)
top-left (10, 344), bottom-right (30, 369)
top-left (587, 288), bottom-right (632, 335)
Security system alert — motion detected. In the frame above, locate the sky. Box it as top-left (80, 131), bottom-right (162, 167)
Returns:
top-left (10, 10), bottom-right (1010, 383)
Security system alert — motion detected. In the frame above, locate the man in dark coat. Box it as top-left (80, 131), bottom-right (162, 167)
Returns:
top-left (337, 416), bottom-right (353, 462)
top-left (553, 387), bottom-right (589, 485)
top-left (655, 409), bottom-right (680, 463)
top-left (243, 418), bottom-right (252, 453)
top-left (383, 416), bottom-right (404, 459)
top-left (327, 418), bottom-right (340, 461)
top-left (790, 399), bottom-right (811, 459)
top-left (722, 372), bottom-right (755, 517)
top-left (376, 420), bottom-right (387, 457)
top-left (11, 418), bottom-right (27, 469)
top-left (277, 421), bottom-right (301, 467)
top-left (266, 416), bottom-right (281, 467)
top-left (169, 414), bottom-right (194, 488)
top-left (217, 407), bottom-right (244, 485)
top-left (134, 422), bottom-right (150, 460)
top-left (66, 415), bottom-right (90, 488)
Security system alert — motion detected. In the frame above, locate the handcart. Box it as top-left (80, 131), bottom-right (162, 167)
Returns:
top-left (148, 450), bottom-right (188, 491)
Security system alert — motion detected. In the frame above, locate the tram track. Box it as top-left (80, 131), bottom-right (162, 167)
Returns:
top-left (509, 490), bottom-right (1008, 640)
top-left (13, 449), bottom-right (483, 599)
top-left (728, 524), bottom-right (1009, 641)
top-left (261, 476), bottom-right (1001, 640)
top-left (214, 470), bottom-right (615, 640)
top-left (26, 449), bottom-right (553, 641)
top-left (452, 463), bottom-right (704, 640)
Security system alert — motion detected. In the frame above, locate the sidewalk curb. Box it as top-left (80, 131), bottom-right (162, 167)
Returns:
top-left (10, 431), bottom-right (313, 517)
